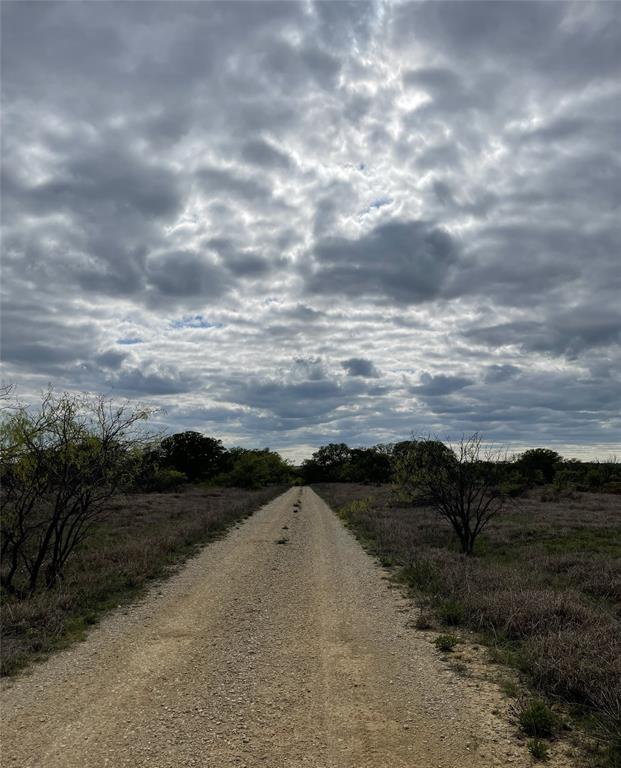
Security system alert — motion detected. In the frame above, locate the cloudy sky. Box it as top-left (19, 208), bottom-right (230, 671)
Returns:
top-left (2, 1), bottom-right (620, 460)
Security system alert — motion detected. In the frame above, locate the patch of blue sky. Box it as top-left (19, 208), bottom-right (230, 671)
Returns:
top-left (116, 337), bottom-right (143, 345)
top-left (369, 195), bottom-right (393, 210)
top-left (170, 315), bottom-right (224, 330)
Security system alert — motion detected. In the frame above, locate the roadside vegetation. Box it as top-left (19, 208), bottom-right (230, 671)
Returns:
top-left (3, 385), bottom-right (619, 764)
top-left (0, 388), bottom-right (290, 675)
top-left (313, 438), bottom-right (621, 767)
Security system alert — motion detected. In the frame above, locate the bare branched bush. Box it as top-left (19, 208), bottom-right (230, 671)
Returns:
top-left (1, 390), bottom-right (153, 594)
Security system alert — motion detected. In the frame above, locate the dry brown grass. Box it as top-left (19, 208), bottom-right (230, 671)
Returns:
top-left (314, 483), bottom-right (621, 766)
top-left (1, 485), bottom-right (284, 676)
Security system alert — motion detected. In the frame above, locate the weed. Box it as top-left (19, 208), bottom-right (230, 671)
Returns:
top-left (499, 676), bottom-right (519, 698)
top-left (519, 699), bottom-right (556, 738)
top-left (438, 599), bottom-right (465, 626)
top-left (528, 738), bottom-right (550, 761)
top-left (434, 634), bottom-right (459, 652)
top-left (449, 660), bottom-right (470, 677)
top-left (414, 611), bottom-right (434, 630)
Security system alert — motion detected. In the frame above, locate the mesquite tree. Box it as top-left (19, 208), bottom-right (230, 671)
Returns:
top-left (398, 434), bottom-right (508, 555)
top-left (1, 391), bottom-right (152, 594)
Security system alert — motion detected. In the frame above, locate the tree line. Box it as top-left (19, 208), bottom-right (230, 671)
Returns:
top-left (2, 387), bottom-right (618, 594)
top-left (301, 440), bottom-right (620, 493)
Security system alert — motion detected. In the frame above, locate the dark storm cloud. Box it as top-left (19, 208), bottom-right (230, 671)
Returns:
top-left (341, 358), bottom-right (380, 379)
top-left (305, 220), bottom-right (458, 304)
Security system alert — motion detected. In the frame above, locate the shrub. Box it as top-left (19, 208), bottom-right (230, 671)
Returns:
top-left (467, 588), bottom-right (594, 641)
top-left (528, 738), bottom-right (550, 761)
top-left (414, 611), bottom-right (434, 630)
top-left (519, 699), bottom-right (556, 738)
top-left (147, 468), bottom-right (188, 492)
top-left (438, 599), bottom-right (466, 626)
top-left (403, 558), bottom-right (441, 592)
top-left (523, 624), bottom-right (621, 715)
top-left (434, 633), bottom-right (459, 652)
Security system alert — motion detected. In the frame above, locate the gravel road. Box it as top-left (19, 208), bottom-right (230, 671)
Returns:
top-left (1, 487), bottom-right (543, 767)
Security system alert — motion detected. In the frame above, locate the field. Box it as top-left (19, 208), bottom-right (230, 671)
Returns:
top-left (1, 485), bottom-right (284, 676)
top-left (313, 483), bottom-right (621, 766)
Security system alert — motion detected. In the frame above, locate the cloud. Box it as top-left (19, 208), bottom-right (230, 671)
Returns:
top-left (341, 358), bottom-right (380, 378)
top-left (305, 220), bottom-right (458, 304)
top-left (108, 367), bottom-right (196, 396)
top-left (412, 372), bottom-right (474, 397)
top-left (146, 251), bottom-right (230, 300)
top-left (241, 138), bottom-right (292, 170)
top-left (465, 306), bottom-right (621, 357)
top-left (1, 1), bottom-right (619, 458)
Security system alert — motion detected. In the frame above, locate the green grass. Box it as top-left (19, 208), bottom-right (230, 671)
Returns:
top-left (528, 738), bottom-right (550, 761)
top-left (519, 699), bottom-right (556, 738)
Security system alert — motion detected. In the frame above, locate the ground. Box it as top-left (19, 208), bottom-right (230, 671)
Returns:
top-left (1, 488), bottom-right (577, 767)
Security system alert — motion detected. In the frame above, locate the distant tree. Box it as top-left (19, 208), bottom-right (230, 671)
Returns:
top-left (301, 442), bottom-right (352, 483)
top-left (216, 448), bottom-right (292, 489)
top-left (160, 431), bottom-right (227, 481)
top-left (399, 434), bottom-right (508, 555)
top-left (0, 391), bottom-right (153, 594)
top-left (129, 443), bottom-right (188, 492)
top-left (516, 448), bottom-right (562, 486)
top-left (345, 447), bottom-right (393, 484)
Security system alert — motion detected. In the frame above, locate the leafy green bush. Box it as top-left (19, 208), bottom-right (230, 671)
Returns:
top-left (147, 468), bottom-right (187, 492)
top-left (434, 633), bottom-right (459, 652)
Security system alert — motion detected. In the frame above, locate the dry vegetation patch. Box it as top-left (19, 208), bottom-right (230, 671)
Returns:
top-left (314, 483), bottom-right (621, 767)
top-left (1, 486), bottom-right (284, 676)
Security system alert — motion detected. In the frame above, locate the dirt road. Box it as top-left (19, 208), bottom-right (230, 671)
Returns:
top-left (2, 487), bottom-right (535, 767)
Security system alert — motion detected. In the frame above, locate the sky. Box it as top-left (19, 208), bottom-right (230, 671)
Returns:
top-left (1, 1), bottom-right (620, 462)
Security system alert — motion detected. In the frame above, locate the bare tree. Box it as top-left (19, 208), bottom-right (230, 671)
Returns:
top-left (399, 434), bottom-right (508, 555)
top-left (1, 391), bottom-right (153, 594)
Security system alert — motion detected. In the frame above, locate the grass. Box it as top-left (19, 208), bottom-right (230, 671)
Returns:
top-left (528, 738), bottom-right (550, 761)
top-left (314, 482), bottom-right (621, 766)
top-left (519, 699), bottom-right (556, 738)
top-left (1, 485), bottom-right (285, 676)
